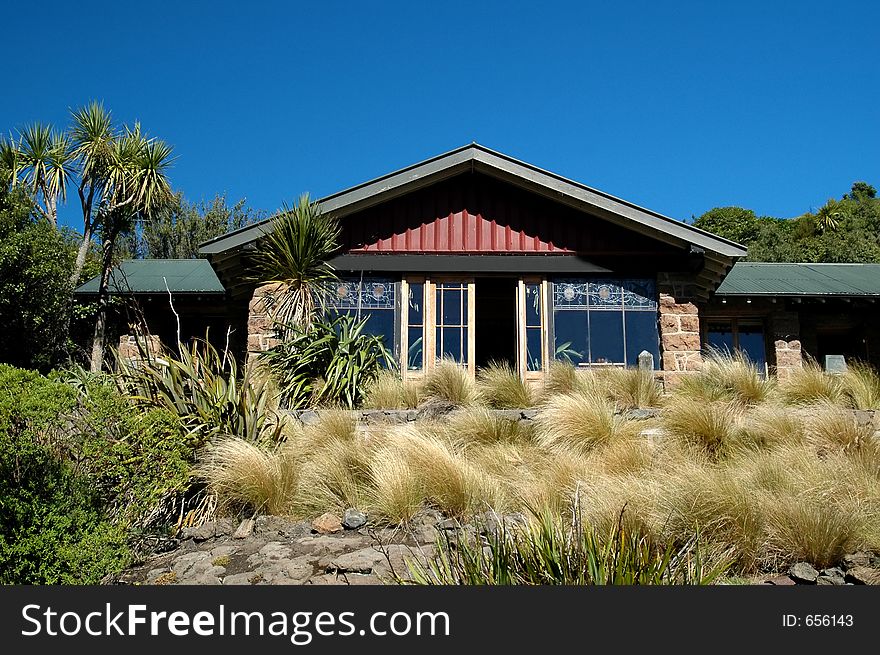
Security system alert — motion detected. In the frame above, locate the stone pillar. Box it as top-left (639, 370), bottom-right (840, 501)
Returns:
top-left (774, 339), bottom-right (803, 382)
top-left (659, 293), bottom-right (702, 387)
top-left (770, 309), bottom-right (802, 382)
top-left (247, 283), bottom-right (283, 364)
top-left (117, 332), bottom-right (163, 363)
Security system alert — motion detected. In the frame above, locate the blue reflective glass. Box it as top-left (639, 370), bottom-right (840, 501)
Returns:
top-left (589, 311), bottom-right (624, 364)
top-left (625, 312), bottom-right (659, 367)
top-left (527, 327), bottom-right (542, 371)
top-left (408, 327), bottom-right (423, 370)
top-left (553, 311), bottom-right (588, 365)
top-left (738, 326), bottom-right (766, 370)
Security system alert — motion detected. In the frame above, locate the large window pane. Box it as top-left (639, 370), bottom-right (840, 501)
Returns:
top-left (625, 312), bottom-right (659, 367)
top-left (326, 277), bottom-right (397, 367)
top-left (706, 322), bottom-right (734, 355)
top-left (589, 311), bottom-right (624, 364)
top-left (553, 311), bottom-right (588, 365)
top-left (738, 324), bottom-right (766, 370)
top-left (407, 282), bottom-right (424, 371)
top-left (527, 328), bottom-right (542, 371)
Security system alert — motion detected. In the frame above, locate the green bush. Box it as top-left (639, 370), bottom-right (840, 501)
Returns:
top-left (0, 365), bottom-right (199, 584)
top-left (261, 313), bottom-right (390, 409)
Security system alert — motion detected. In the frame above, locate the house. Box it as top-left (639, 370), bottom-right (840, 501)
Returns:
top-left (74, 144), bottom-right (880, 382)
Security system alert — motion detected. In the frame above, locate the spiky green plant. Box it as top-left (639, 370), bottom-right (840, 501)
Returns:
top-left (404, 508), bottom-right (729, 585)
top-left (116, 336), bottom-right (283, 443)
top-left (251, 194), bottom-right (341, 334)
top-left (260, 313), bottom-right (390, 409)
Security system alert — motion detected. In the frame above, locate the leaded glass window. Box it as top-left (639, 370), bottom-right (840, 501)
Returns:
top-left (551, 278), bottom-right (659, 367)
top-left (326, 277), bottom-right (398, 365)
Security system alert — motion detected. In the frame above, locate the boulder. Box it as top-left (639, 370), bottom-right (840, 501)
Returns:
top-left (845, 566), bottom-right (880, 585)
top-left (342, 508), bottom-right (367, 530)
top-left (842, 551), bottom-right (871, 570)
top-left (233, 518), bottom-right (255, 539)
top-left (312, 512), bottom-right (344, 534)
top-left (788, 562), bottom-right (819, 584)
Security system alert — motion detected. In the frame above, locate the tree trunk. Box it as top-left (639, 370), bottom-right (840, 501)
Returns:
top-left (88, 229), bottom-right (118, 372)
top-left (70, 221), bottom-right (93, 287)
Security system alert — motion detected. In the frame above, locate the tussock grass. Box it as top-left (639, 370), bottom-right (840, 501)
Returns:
top-left (740, 404), bottom-right (805, 450)
top-left (534, 392), bottom-right (638, 456)
top-left (677, 351), bottom-right (775, 405)
top-left (477, 362), bottom-right (534, 408)
top-left (765, 496), bottom-right (860, 569)
top-left (444, 408), bottom-right (534, 446)
top-left (197, 438), bottom-right (298, 515)
top-left (422, 359), bottom-right (480, 406)
top-left (604, 368), bottom-right (663, 409)
top-left (805, 402), bottom-right (876, 452)
top-left (781, 361), bottom-right (846, 405)
top-left (662, 399), bottom-right (745, 459)
top-left (543, 361), bottom-right (581, 396)
top-left (842, 362), bottom-right (880, 409)
top-left (361, 372), bottom-right (422, 409)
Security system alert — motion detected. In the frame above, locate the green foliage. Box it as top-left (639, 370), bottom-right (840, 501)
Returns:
top-left (0, 365), bottom-right (130, 583)
top-left (117, 337), bottom-right (284, 443)
top-left (129, 192), bottom-right (262, 259)
top-left (405, 510), bottom-right (729, 585)
top-left (0, 186), bottom-right (75, 371)
top-left (261, 313), bottom-right (390, 409)
top-left (692, 206), bottom-right (761, 245)
top-left (252, 194), bottom-right (341, 333)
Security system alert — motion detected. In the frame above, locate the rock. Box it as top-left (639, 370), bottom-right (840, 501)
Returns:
top-left (414, 398), bottom-right (458, 420)
top-left (817, 575), bottom-right (845, 586)
top-left (295, 535), bottom-right (366, 556)
top-left (214, 518), bottom-right (236, 537)
top-left (312, 512), bottom-right (343, 534)
top-left (519, 409), bottom-right (539, 420)
top-left (411, 524), bottom-right (438, 544)
top-left (299, 409), bottom-right (321, 425)
top-left (342, 508), bottom-right (367, 530)
top-left (493, 410), bottom-right (522, 422)
top-left (223, 572), bottom-right (259, 585)
top-left (437, 518), bottom-right (459, 531)
top-left (307, 573), bottom-right (382, 585)
top-left (412, 508), bottom-right (444, 527)
top-left (146, 568), bottom-right (172, 584)
top-left (763, 576), bottom-right (796, 586)
top-left (255, 515), bottom-right (311, 539)
top-left (233, 518), bottom-right (255, 539)
top-left (625, 408), bottom-right (661, 421)
top-left (789, 562), bottom-right (819, 584)
top-left (182, 521), bottom-right (216, 542)
top-left (842, 551), bottom-right (871, 570)
top-left (325, 544), bottom-right (418, 579)
top-left (845, 566), bottom-right (880, 585)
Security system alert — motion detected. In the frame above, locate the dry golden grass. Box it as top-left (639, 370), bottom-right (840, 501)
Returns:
top-left (677, 351), bottom-right (775, 405)
top-left (662, 399), bottom-right (745, 459)
top-left (361, 371), bottom-right (422, 409)
top-left (422, 359), bottom-right (481, 406)
top-left (477, 362), bottom-right (534, 408)
top-left (841, 362), bottom-right (880, 409)
top-left (197, 376), bottom-right (880, 575)
top-left (781, 360), bottom-right (847, 405)
top-left (603, 368), bottom-right (663, 409)
top-left (197, 437), bottom-right (298, 515)
top-left (534, 392), bottom-right (639, 456)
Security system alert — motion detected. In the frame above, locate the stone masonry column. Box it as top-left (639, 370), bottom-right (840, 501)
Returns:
top-left (659, 293), bottom-right (703, 387)
top-left (774, 340), bottom-right (803, 382)
top-left (246, 283), bottom-right (283, 366)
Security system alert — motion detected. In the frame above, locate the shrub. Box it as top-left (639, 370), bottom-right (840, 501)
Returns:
top-left (0, 365), bottom-right (130, 583)
top-left (535, 392), bottom-right (637, 456)
top-left (261, 313), bottom-right (389, 409)
top-left (117, 337), bottom-right (284, 443)
top-left (422, 359), bottom-right (480, 406)
top-left (765, 495), bottom-right (859, 569)
top-left (477, 362), bottom-right (533, 408)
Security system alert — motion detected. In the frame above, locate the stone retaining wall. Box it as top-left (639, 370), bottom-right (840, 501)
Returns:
top-left (659, 293), bottom-right (702, 387)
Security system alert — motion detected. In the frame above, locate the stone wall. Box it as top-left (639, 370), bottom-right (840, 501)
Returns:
top-left (658, 293), bottom-right (702, 387)
top-left (247, 283), bottom-right (283, 364)
top-left (117, 333), bottom-right (163, 362)
top-left (770, 309), bottom-right (803, 382)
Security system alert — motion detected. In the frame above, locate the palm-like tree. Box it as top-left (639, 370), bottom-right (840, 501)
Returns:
top-left (17, 123), bottom-right (74, 226)
top-left (252, 194), bottom-right (341, 335)
top-left (87, 121), bottom-right (174, 371)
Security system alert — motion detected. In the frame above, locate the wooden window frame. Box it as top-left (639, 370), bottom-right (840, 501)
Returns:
top-left (517, 278), bottom-right (549, 380)
top-left (420, 277), bottom-right (475, 377)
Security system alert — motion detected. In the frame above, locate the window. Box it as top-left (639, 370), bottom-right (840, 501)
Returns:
top-left (705, 319), bottom-right (766, 371)
top-left (406, 281), bottom-right (424, 371)
top-left (551, 278), bottom-right (659, 368)
top-left (524, 282), bottom-right (543, 371)
top-left (327, 277), bottom-right (398, 365)
top-left (435, 281), bottom-right (469, 365)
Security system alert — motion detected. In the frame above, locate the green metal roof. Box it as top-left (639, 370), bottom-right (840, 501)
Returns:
top-left (74, 259), bottom-right (226, 295)
top-left (715, 262), bottom-right (880, 297)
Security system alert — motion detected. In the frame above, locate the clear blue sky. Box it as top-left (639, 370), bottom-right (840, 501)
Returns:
top-left (4, 0), bottom-right (878, 231)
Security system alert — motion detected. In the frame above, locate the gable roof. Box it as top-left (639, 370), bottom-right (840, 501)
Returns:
top-left (74, 259), bottom-right (225, 295)
top-left (199, 143), bottom-right (746, 259)
top-left (715, 262), bottom-right (880, 297)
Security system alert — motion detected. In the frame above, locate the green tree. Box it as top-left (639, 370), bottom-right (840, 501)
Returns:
top-left (133, 192), bottom-right (260, 259)
top-left (0, 185), bottom-right (75, 370)
top-left (692, 207), bottom-right (761, 246)
top-left (252, 194), bottom-right (341, 334)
